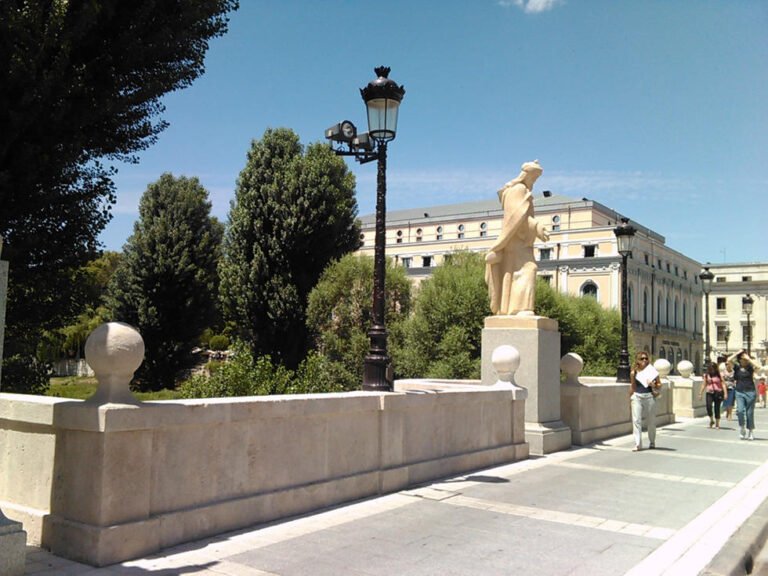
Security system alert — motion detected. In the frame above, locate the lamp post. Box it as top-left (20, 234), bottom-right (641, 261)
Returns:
top-left (743, 294), bottom-right (754, 356)
top-left (613, 217), bottom-right (636, 383)
top-left (325, 67), bottom-right (405, 391)
top-left (724, 327), bottom-right (731, 355)
top-left (699, 266), bottom-right (714, 364)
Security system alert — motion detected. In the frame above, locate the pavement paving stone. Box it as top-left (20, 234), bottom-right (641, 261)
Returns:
top-left (21, 410), bottom-right (768, 575)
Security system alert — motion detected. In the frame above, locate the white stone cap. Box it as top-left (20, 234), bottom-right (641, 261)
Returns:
top-left (84, 322), bottom-right (144, 405)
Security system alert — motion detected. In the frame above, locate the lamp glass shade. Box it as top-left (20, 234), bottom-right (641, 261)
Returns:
top-left (614, 219), bottom-right (636, 256)
top-left (365, 97), bottom-right (400, 142)
top-left (699, 268), bottom-right (714, 294)
top-left (743, 296), bottom-right (754, 314)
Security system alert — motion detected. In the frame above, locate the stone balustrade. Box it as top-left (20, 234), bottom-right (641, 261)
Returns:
top-left (0, 323), bottom-right (529, 566)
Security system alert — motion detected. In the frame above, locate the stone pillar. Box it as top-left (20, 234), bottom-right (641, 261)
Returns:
top-left (481, 315), bottom-right (571, 455)
top-left (0, 238), bottom-right (26, 576)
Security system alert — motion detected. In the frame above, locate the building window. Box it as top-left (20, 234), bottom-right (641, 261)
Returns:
top-left (644, 254), bottom-right (650, 265)
top-left (436, 226), bottom-right (443, 241)
top-left (581, 282), bottom-right (598, 298)
top-left (743, 325), bottom-right (750, 342)
top-left (683, 270), bottom-right (688, 279)
top-left (658, 259), bottom-right (662, 269)
top-left (540, 248), bottom-right (551, 261)
top-left (716, 297), bottom-right (726, 311)
top-left (402, 257), bottom-right (412, 269)
top-left (675, 266), bottom-right (679, 276)
top-left (415, 228), bottom-right (423, 242)
top-left (716, 276), bottom-right (726, 282)
top-left (682, 302), bottom-right (687, 331)
top-left (422, 256), bottom-right (432, 268)
top-left (396, 230), bottom-right (403, 244)
top-left (540, 275), bottom-right (552, 285)
top-left (583, 245), bottom-right (596, 258)
top-left (743, 276), bottom-right (752, 282)
top-left (480, 222), bottom-right (488, 237)
top-left (457, 224), bottom-right (465, 239)
top-left (665, 297), bottom-right (670, 326)
top-left (359, 233), bottom-right (365, 243)
top-left (552, 215), bottom-right (561, 232)
top-left (628, 285), bottom-right (634, 320)
top-left (716, 325), bottom-right (729, 343)
top-left (666, 263), bottom-right (671, 273)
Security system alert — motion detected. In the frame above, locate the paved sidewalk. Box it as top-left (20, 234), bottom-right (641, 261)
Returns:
top-left (24, 407), bottom-right (768, 575)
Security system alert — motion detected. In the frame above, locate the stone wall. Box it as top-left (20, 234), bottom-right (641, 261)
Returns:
top-left (0, 382), bottom-right (527, 566)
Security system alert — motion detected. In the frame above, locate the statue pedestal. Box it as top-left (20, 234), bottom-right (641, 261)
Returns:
top-left (0, 513), bottom-right (26, 576)
top-left (481, 316), bottom-right (571, 455)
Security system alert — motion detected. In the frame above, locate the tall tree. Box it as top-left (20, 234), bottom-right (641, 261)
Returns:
top-left (0, 0), bottom-right (238, 384)
top-left (107, 174), bottom-right (223, 390)
top-left (396, 251), bottom-right (491, 379)
top-left (306, 254), bottom-right (411, 389)
top-left (219, 128), bottom-right (361, 368)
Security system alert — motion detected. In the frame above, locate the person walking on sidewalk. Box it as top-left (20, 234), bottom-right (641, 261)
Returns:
top-left (630, 352), bottom-right (662, 451)
top-left (720, 358), bottom-right (736, 420)
top-left (700, 362), bottom-right (725, 429)
top-left (727, 350), bottom-right (762, 440)
top-left (758, 377), bottom-right (767, 408)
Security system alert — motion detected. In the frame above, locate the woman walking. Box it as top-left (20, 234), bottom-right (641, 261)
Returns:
top-left (699, 362), bottom-right (725, 429)
top-left (727, 350), bottom-right (763, 440)
top-left (720, 359), bottom-right (736, 420)
top-left (630, 352), bottom-right (662, 451)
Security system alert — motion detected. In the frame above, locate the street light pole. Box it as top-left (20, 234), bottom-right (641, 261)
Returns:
top-left (613, 217), bottom-right (636, 383)
top-left (699, 266), bottom-right (714, 364)
top-left (325, 67), bottom-right (405, 392)
top-left (744, 294), bottom-right (754, 356)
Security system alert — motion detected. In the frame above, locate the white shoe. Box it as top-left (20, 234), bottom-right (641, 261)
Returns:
top-left (740, 427), bottom-right (747, 440)
top-left (748, 431), bottom-right (755, 441)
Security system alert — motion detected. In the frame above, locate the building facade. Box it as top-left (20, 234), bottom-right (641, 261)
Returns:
top-left (358, 193), bottom-right (706, 371)
top-left (703, 263), bottom-right (768, 365)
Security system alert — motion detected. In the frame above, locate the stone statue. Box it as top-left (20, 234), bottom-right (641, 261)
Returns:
top-left (485, 160), bottom-right (550, 316)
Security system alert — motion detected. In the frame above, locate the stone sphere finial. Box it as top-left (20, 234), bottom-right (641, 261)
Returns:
top-left (677, 360), bottom-right (694, 378)
top-left (492, 345), bottom-right (520, 382)
top-left (654, 358), bottom-right (671, 378)
top-left (84, 322), bottom-right (144, 404)
top-left (560, 353), bottom-right (583, 386)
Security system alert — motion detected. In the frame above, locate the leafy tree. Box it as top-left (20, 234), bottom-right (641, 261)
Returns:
top-left (396, 252), bottom-right (490, 379)
top-left (107, 174), bottom-right (223, 390)
top-left (535, 279), bottom-right (623, 376)
top-left (0, 0), bottom-right (238, 389)
top-left (306, 254), bottom-right (411, 389)
top-left (219, 128), bottom-right (361, 369)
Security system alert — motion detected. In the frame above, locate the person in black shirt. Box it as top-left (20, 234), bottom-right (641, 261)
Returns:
top-left (727, 350), bottom-right (763, 440)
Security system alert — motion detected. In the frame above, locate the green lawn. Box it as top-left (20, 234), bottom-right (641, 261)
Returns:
top-left (48, 376), bottom-right (183, 401)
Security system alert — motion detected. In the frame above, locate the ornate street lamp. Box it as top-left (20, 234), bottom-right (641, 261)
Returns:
top-left (724, 327), bottom-right (731, 354)
top-left (743, 294), bottom-right (754, 356)
top-left (613, 217), bottom-right (636, 383)
top-left (699, 266), bottom-right (714, 363)
top-left (325, 67), bottom-right (405, 391)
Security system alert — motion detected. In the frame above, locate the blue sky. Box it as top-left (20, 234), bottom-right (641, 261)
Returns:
top-left (103, 0), bottom-right (767, 265)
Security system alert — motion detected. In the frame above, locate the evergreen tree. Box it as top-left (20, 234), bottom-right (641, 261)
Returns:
top-left (107, 174), bottom-right (223, 390)
top-left (0, 0), bottom-right (237, 389)
top-left (219, 128), bottom-right (361, 368)
top-left (306, 254), bottom-right (411, 389)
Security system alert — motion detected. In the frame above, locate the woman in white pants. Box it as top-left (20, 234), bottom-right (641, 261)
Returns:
top-left (630, 352), bottom-right (662, 451)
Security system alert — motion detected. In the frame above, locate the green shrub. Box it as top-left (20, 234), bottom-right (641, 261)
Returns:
top-left (208, 335), bottom-right (230, 351)
top-left (1, 355), bottom-right (50, 395)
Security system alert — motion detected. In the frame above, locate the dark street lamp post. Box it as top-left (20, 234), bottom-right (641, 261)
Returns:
top-left (325, 67), bottom-right (405, 392)
top-left (743, 294), bottom-right (754, 356)
top-left (699, 266), bottom-right (714, 364)
top-left (614, 217), bottom-right (636, 383)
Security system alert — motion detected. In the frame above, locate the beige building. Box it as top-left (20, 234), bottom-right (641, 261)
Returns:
top-left (359, 193), bottom-right (706, 371)
top-left (703, 263), bottom-right (768, 364)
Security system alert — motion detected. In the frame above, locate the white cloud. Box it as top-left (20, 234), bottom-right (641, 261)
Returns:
top-left (499, 0), bottom-right (564, 13)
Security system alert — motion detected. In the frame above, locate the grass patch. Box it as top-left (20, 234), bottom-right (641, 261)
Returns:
top-left (48, 376), bottom-right (182, 401)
